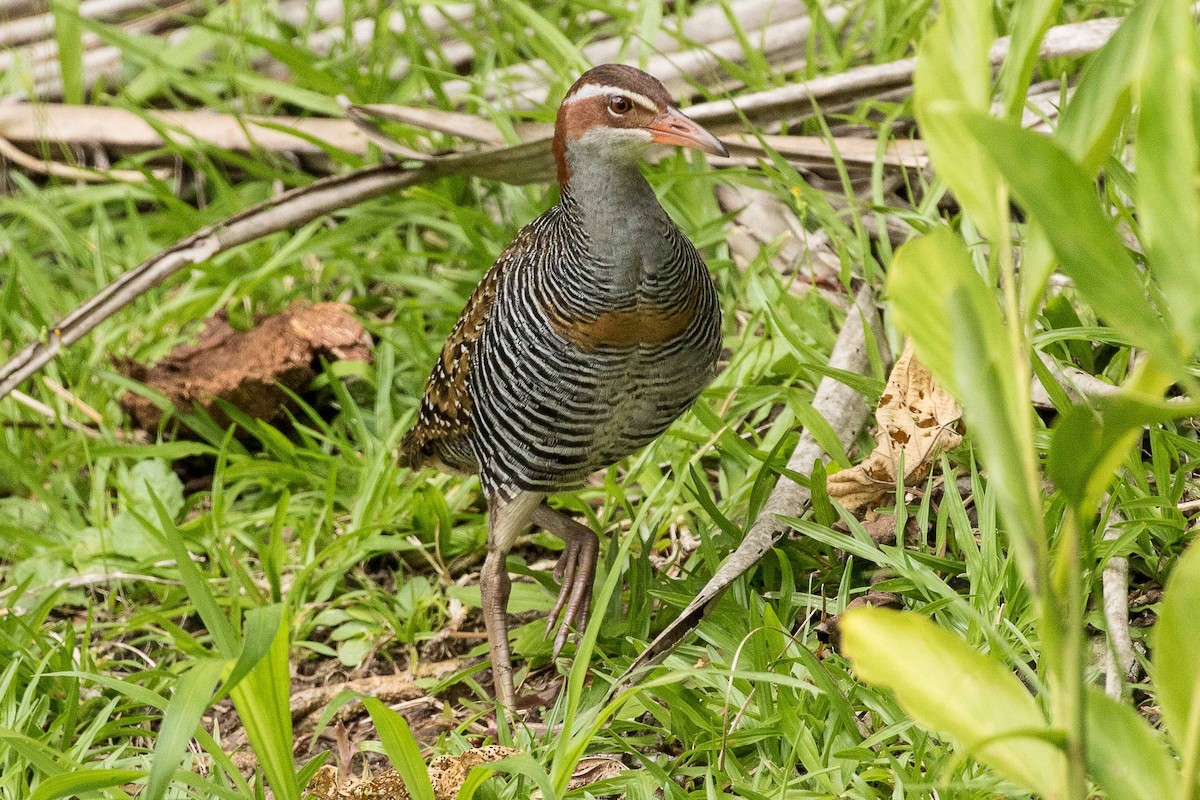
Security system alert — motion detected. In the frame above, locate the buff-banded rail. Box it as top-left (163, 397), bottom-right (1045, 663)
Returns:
top-left (399, 64), bottom-right (727, 709)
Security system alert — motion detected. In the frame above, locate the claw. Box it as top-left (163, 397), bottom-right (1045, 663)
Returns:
top-left (545, 542), bottom-right (580, 635)
top-left (532, 506), bottom-right (599, 661)
top-left (551, 564), bottom-right (593, 660)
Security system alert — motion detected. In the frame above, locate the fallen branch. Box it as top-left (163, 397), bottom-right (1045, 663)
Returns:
top-left (617, 284), bottom-right (887, 686)
top-left (7, 389), bottom-right (102, 438)
top-left (0, 131), bottom-right (169, 182)
top-left (0, 105), bottom-right (369, 159)
top-left (1101, 503), bottom-right (1138, 698)
top-left (686, 14), bottom-right (1130, 131)
top-left (0, 165), bottom-right (417, 399)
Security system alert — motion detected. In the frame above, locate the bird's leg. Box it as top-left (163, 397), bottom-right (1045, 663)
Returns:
top-left (531, 505), bottom-right (599, 659)
top-left (483, 491), bottom-right (543, 710)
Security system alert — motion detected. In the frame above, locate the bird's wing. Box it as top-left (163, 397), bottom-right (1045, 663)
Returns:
top-left (398, 216), bottom-right (544, 470)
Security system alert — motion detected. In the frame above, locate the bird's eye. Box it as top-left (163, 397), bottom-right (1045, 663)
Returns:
top-left (607, 95), bottom-right (632, 115)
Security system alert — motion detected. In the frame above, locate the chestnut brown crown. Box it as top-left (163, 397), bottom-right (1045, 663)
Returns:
top-left (551, 64), bottom-right (727, 185)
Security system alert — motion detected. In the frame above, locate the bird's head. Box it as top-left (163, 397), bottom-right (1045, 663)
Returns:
top-left (552, 64), bottom-right (727, 186)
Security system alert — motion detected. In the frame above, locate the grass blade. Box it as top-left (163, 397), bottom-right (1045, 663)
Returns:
top-left (361, 697), bottom-right (435, 800)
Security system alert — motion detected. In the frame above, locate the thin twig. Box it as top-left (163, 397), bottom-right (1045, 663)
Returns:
top-left (686, 14), bottom-right (1136, 131)
top-left (0, 131), bottom-right (166, 182)
top-left (42, 376), bottom-right (104, 424)
top-left (7, 389), bottom-right (102, 438)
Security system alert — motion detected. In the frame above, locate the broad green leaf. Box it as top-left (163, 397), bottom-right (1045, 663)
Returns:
top-left (1020, 223), bottom-right (1057, 324)
top-left (125, 460), bottom-right (184, 520)
top-left (1085, 687), bottom-right (1179, 800)
top-left (958, 112), bottom-right (1184, 374)
top-left (941, 0), bottom-right (994, 108)
top-left (1057, 0), bottom-right (1156, 174)
top-left (230, 608), bottom-right (301, 800)
top-left (1049, 393), bottom-right (1200, 512)
top-left (362, 697), bottom-right (435, 800)
top-left (886, 229), bottom-right (961, 396)
top-left (890, 228), bottom-right (1043, 578)
top-left (1154, 538), bottom-right (1200, 765)
top-left (998, 0), bottom-right (1062, 120)
top-left (840, 606), bottom-right (1065, 796)
top-left (1135, 0), bottom-right (1200, 349)
top-left (30, 769), bottom-right (146, 800)
top-left (489, 752), bottom-right (558, 800)
top-left (143, 659), bottom-right (227, 800)
top-left (914, 8), bottom-right (1004, 240)
top-left (454, 764), bottom-right (499, 800)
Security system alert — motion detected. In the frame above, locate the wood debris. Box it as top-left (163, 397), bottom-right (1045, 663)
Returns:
top-left (119, 302), bottom-right (371, 433)
top-left (827, 341), bottom-right (963, 513)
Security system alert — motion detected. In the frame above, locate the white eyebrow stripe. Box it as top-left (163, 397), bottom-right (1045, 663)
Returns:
top-left (561, 83), bottom-right (658, 111)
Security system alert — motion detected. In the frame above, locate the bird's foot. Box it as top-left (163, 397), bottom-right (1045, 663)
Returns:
top-left (533, 508), bottom-right (600, 660)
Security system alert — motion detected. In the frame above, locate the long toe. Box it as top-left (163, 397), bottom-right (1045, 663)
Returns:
top-left (550, 533), bottom-right (598, 660)
top-left (551, 571), bottom-right (594, 661)
top-left (545, 544), bottom-right (581, 635)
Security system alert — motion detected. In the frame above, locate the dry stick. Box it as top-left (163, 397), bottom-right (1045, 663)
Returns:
top-left (1100, 503), bottom-right (1137, 699)
top-left (452, 4), bottom-right (839, 111)
top-left (0, 131), bottom-right (169, 182)
top-left (0, 105), bottom-right (370, 158)
top-left (616, 285), bottom-right (887, 686)
top-left (1030, 351), bottom-right (1193, 407)
top-left (8, 389), bottom-right (102, 438)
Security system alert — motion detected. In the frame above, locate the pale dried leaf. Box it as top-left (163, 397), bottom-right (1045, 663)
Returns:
top-left (566, 755), bottom-right (629, 792)
top-left (306, 746), bottom-right (519, 800)
top-left (530, 754), bottom-right (629, 799)
top-left (827, 341), bottom-right (963, 513)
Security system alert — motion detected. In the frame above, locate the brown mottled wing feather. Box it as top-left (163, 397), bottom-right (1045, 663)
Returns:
top-left (398, 225), bottom-right (535, 472)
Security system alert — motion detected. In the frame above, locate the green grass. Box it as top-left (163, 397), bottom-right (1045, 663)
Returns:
top-left (1, 1), bottom-right (1197, 799)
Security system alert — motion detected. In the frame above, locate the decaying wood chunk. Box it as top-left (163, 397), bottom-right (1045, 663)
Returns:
top-left (827, 341), bottom-right (963, 513)
top-left (120, 302), bottom-right (371, 433)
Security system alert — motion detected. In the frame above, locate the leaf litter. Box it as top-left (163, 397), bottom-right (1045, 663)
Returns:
top-left (827, 341), bottom-right (964, 513)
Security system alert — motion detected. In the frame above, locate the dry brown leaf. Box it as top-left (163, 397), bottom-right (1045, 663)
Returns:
top-left (565, 755), bottom-right (629, 792)
top-left (827, 341), bottom-right (963, 513)
top-left (307, 746), bottom-right (519, 800)
top-left (120, 302), bottom-right (371, 433)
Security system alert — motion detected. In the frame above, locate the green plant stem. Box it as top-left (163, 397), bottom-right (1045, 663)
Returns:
top-left (997, 187), bottom-right (1085, 797)
top-left (1057, 509), bottom-right (1088, 800)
